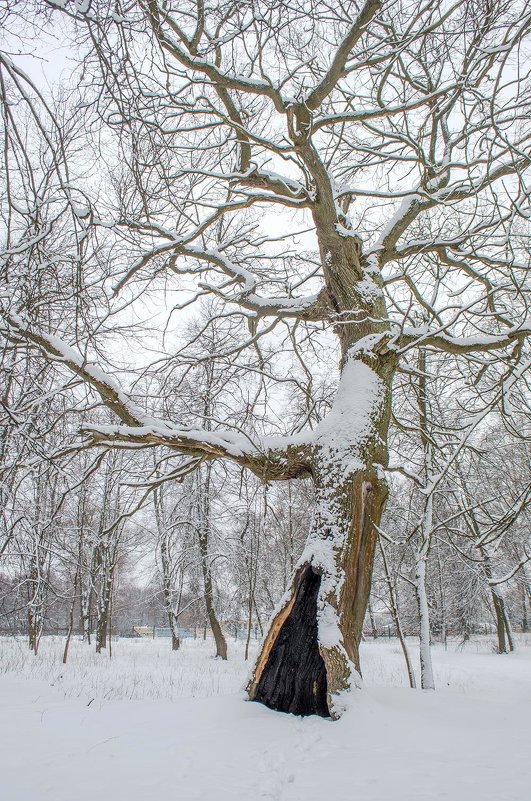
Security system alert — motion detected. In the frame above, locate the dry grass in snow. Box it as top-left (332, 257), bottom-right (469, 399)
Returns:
top-left (1, 634), bottom-right (530, 801)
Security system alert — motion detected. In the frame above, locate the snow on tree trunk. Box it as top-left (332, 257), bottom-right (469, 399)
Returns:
top-left (415, 489), bottom-right (435, 690)
top-left (415, 551), bottom-right (435, 690)
top-left (248, 352), bottom-right (392, 717)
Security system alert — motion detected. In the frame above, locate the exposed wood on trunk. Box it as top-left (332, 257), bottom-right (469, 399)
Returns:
top-left (249, 463), bottom-right (390, 716)
top-left (251, 565), bottom-right (329, 717)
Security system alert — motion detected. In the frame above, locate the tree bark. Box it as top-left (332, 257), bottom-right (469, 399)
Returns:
top-left (248, 197), bottom-right (394, 715)
top-left (492, 588), bottom-right (515, 654)
top-left (198, 464), bottom-right (227, 660)
top-left (96, 563), bottom-right (114, 653)
top-left (521, 578), bottom-right (529, 633)
top-left (160, 530), bottom-right (181, 651)
top-left (415, 544), bottom-right (435, 689)
top-left (63, 566), bottom-right (79, 664)
top-left (414, 348), bottom-right (435, 690)
top-left (153, 485), bottom-right (183, 651)
top-left (249, 326), bottom-right (393, 716)
top-left (249, 462), bottom-right (389, 716)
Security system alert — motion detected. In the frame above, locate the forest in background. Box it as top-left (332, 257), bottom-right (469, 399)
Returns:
top-left (0, 0), bottom-right (530, 704)
top-left (2, 310), bottom-right (529, 682)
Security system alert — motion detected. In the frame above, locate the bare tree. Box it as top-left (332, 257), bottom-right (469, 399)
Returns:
top-left (153, 483), bottom-right (187, 651)
top-left (1, 0), bottom-right (530, 716)
top-left (377, 538), bottom-right (417, 689)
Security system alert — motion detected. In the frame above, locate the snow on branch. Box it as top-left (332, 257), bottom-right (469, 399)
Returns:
top-left (1, 310), bottom-right (313, 481)
top-left (144, 2), bottom-right (287, 113)
top-left (312, 84), bottom-right (459, 131)
top-left (113, 227), bottom-right (330, 321)
top-left (304, 0), bottom-right (382, 111)
top-left (395, 321), bottom-right (531, 355)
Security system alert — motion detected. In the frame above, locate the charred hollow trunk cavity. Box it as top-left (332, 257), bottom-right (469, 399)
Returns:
top-left (253, 566), bottom-right (329, 717)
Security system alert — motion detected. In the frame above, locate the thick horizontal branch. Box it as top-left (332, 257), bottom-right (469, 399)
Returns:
top-left (4, 311), bottom-right (145, 427)
top-left (236, 167), bottom-right (308, 202)
top-left (83, 425), bottom-right (313, 481)
top-left (2, 310), bottom-right (312, 481)
top-left (394, 321), bottom-right (531, 355)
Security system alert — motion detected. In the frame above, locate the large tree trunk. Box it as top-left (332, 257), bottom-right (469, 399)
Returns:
top-left (248, 465), bottom-right (388, 717)
top-left (248, 187), bottom-right (394, 716)
top-left (248, 346), bottom-right (392, 717)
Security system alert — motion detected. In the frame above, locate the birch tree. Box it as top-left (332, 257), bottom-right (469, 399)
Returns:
top-left (1, 0), bottom-right (530, 716)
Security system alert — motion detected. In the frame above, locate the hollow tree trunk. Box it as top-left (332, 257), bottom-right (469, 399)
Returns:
top-left (249, 159), bottom-right (393, 716)
top-left (248, 348), bottom-right (393, 718)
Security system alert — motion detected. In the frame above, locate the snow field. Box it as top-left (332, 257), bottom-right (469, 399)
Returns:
top-left (1, 635), bottom-right (530, 801)
top-left (0, 636), bottom-right (255, 702)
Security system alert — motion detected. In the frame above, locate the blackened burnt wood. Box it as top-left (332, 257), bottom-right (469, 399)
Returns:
top-left (253, 566), bottom-right (330, 717)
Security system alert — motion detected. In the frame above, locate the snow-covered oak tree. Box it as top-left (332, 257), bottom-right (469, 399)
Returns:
top-left (1, 0), bottom-right (530, 716)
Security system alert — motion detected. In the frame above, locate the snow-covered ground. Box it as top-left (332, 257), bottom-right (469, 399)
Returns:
top-left (1, 635), bottom-right (530, 801)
